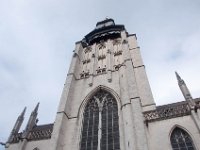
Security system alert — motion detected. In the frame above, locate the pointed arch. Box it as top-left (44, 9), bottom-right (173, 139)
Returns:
top-left (78, 85), bottom-right (121, 118)
top-left (79, 86), bottom-right (120, 150)
top-left (170, 126), bottom-right (196, 150)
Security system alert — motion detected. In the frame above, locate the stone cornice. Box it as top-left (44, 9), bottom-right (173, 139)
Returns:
top-left (144, 98), bottom-right (200, 123)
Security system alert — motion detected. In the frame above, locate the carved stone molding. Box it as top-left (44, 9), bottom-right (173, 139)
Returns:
top-left (82, 59), bottom-right (91, 64)
top-left (98, 54), bottom-right (106, 60)
top-left (144, 102), bottom-right (191, 122)
top-left (114, 63), bottom-right (124, 71)
top-left (96, 68), bottom-right (106, 74)
top-left (114, 50), bottom-right (122, 56)
top-left (80, 71), bottom-right (90, 79)
top-left (113, 39), bottom-right (121, 45)
top-left (84, 46), bottom-right (92, 53)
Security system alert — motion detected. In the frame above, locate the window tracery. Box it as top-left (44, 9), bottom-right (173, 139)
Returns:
top-left (97, 43), bottom-right (107, 74)
top-left (81, 47), bottom-right (92, 78)
top-left (113, 40), bottom-right (122, 69)
top-left (80, 90), bottom-right (120, 150)
top-left (170, 127), bottom-right (196, 150)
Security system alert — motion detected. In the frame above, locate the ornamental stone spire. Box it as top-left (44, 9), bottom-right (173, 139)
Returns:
top-left (7, 107), bottom-right (26, 143)
top-left (23, 103), bottom-right (39, 138)
top-left (175, 72), bottom-right (195, 106)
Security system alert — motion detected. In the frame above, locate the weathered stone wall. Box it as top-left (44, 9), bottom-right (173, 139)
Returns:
top-left (50, 29), bottom-right (154, 150)
top-left (146, 115), bottom-right (200, 150)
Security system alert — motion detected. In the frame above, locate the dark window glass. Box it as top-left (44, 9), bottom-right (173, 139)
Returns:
top-left (80, 98), bottom-right (99, 150)
top-left (101, 94), bottom-right (120, 150)
top-left (80, 90), bottom-right (120, 150)
top-left (170, 127), bottom-right (196, 150)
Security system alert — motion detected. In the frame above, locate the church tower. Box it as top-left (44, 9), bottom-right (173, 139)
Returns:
top-left (51, 18), bottom-right (156, 150)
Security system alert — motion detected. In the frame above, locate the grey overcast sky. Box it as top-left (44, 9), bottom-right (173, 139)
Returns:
top-left (0, 0), bottom-right (200, 147)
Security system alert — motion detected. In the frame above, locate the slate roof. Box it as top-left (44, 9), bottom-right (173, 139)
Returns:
top-left (83, 18), bottom-right (125, 45)
top-left (11, 123), bottom-right (53, 143)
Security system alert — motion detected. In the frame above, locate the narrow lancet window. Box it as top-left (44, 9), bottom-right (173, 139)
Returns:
top-left (170, 127), bottom-right (196, 150)
top-left (101, 93), bottom-right (120, 150)
top-left (80, 90), bottom-right (120, 150)
top-left (80, 98), bottom-right (99, 150)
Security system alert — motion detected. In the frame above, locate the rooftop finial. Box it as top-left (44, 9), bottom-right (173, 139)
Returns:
top-left (175, 71), bottom-right (195, 105)
top-left (21, 107), bottom-right (26, 117)
top-left (175, 71), bottom-right (185, 86)
top-left (175, 71), bottom-right (181, 81)
top-left (33, 102), bottom-right (40, 114)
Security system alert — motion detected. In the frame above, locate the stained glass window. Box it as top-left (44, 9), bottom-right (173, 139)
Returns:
top-left (80, 90), bottom-right (120, 150)
top-left (170, 127), bottom-right (196, 150)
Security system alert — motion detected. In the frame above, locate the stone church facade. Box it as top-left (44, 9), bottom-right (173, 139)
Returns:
top-left (4, 19), bottom-right (200, 150)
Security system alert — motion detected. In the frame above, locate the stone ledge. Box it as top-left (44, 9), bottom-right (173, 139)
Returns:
top-left (144, 98), bottom-right (200, 122)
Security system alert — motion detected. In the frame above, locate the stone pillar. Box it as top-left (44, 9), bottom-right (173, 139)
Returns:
top-left (127, 34), bottom-right (155, 111)
top-left (131, 98), bottom-right (149, 150)
top-left (132, 47), bottom-right (155, 111)
top-left (63, 118), bottom-right (78, 150)
top-left (119, 66), bottom-right (136, 150)
top-left (121, 37), bottom-right (149, 150)
top-left (191, 110), bottom-right (200, 133)
top-left (50, 113), bottom-right (69, 150)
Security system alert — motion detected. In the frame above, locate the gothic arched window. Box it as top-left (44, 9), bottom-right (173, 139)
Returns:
top-left (80, 90), bottom-right (120, 150)
top-left (170, 127), bottom-right (196, 150)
